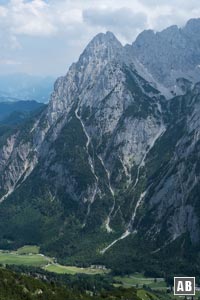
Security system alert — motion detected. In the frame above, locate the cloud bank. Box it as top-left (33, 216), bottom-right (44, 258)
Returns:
top-left (1, 0), bottom-right (200, 75)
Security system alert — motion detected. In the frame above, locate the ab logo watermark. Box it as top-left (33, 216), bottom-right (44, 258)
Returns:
top-left (174, 277), bottom-right (195, 296)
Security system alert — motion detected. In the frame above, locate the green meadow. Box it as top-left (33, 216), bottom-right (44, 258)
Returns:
top-left (16, 245), bottom-right (40, 255)
top-left (44, 263), bottom-right (109, 275)
top-left (0, 246), bottom-right (109, 275)
top-left (0, 251), bottom-right (49, 267)
top-left (0, 246), bottom-right (168, 293)
top-left (114, 273), bottom-right (167, 290)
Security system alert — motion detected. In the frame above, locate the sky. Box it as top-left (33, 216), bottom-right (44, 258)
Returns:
top-left (0, 0), bottom-right (200, 77)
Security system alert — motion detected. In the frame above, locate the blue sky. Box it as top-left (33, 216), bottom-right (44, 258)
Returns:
top-left (1, 0), bottom-right (200, 76)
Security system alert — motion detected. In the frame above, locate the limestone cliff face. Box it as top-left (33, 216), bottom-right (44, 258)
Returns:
top-left (132, 18), bottom-right (200, 97)
top-left (142, 86), bottom-right (200, 246)
top-left (0, 21), bottom-right (200, 262)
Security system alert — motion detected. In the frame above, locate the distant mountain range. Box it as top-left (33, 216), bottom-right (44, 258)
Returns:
top-left (0, 18), bottom-right (200, 276)
top-left (0, 74), bottom-right (55, 103)
top-left (131, 18), bottom-right (200, 97)
top-left (0, 101), bottom-right (44, 123)
top-left (0, 101), bottom-right (45, 139)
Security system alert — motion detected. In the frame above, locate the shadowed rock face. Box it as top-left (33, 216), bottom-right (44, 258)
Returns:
top-left (132, 18), bottom-right (200, 94)
top-left (0, 20), bottom-right (200, 270)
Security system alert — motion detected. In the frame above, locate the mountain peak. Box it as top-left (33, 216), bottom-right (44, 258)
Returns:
top-left (77, 31), bottom-right (123, 66)
top-left (160, 24), bottom-right (179, 36)
top-left (133, 29), bottom-right (155, 45)
top-left (184, 18), bottom-right (200, 37)
top-left (90, 31), bottom-right (122, 46)
top-left (185, 17), bottom-right (200, 28)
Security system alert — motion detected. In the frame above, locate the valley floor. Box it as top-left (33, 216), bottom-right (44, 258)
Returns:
top-left (0, 245), bottom-right (109, 275)
top-left (0, 245), bottom-right (192, 300)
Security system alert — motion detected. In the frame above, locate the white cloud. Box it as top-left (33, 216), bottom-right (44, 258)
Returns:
top-left (0, 0), bottom-right (200, 75)
top-left (140, 0), bottom-right (199, 9)
top-left (83, 7), bottom-right (147, 41)
top-left (8, 0), bottom-right (57, 36)
top-left (2, 0), bottom-right (200, 41)
top-left (0, 59), bottom-right (21, 65)
top-left (0, 5), bottom-right (7, 16)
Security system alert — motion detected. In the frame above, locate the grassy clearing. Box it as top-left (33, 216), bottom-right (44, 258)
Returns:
top-left (44, 263), bottom-right (110, 275)
top-left (138, 290), bottom-right (176, 300)
top-left (0, 251), bottom-right (108, 275)
top-left (137, 289), bottom-right (159, 300)
top-left (114, 274), bottom-right (167, 290)
top-left (0, 251), bottom-right (50, 267)
top-left (0, 246), bottom-right (110, 276)
top-left (16, 245), bottom-right (40, 255)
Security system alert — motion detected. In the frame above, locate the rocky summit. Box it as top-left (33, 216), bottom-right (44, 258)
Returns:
top-left (0, 19), bottom-right (200, 275)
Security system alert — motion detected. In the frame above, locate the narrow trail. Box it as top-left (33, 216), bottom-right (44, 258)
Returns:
top-left (100, 125), bottom-right (165, 254)
top-left (0, 188), bottom-right (14, 202)
top-left (151, 236), bottom-right (176, 254)
top-left (0, 160), bottom-right (37, 203)
top-left (128, 191), bottom-right (147, 230)
top-left (82, 183), bottom-right (98, 228)
top-left (75, 104), bottom-right (98, 226)
top-left (98, 155), bottom-right (115, 233)
top-left (128, 125), bottom-right (165, 228)
top-left (130, 125), bottom-right (165, 194)
top-left (100, 230), bottom-right (130, 254)
top-left (75, 106), bottom-right (98, 182)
